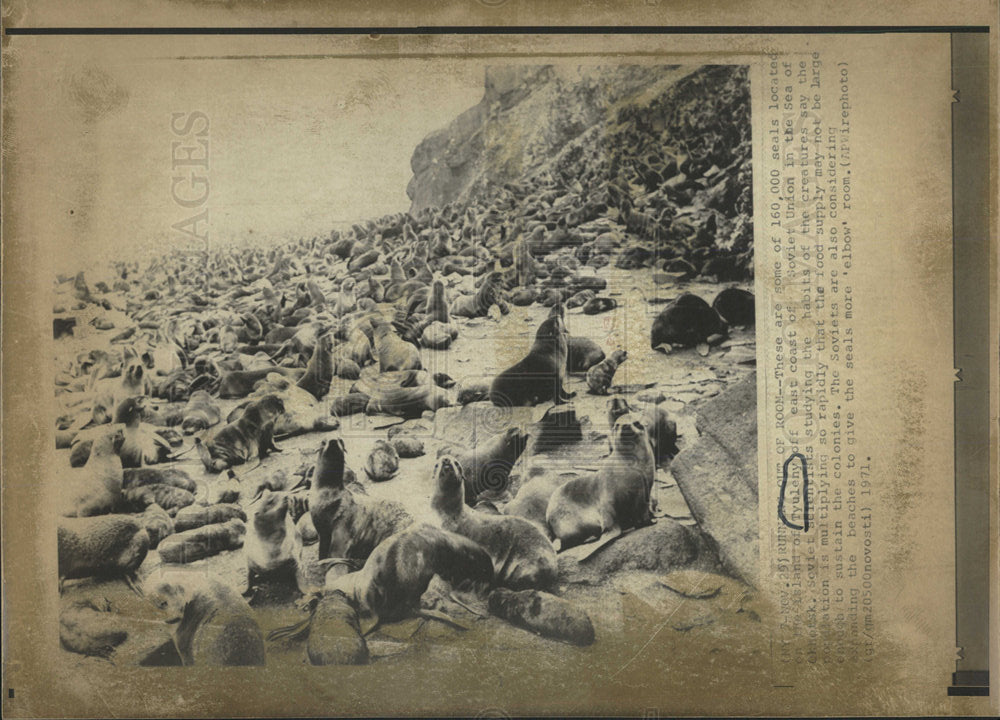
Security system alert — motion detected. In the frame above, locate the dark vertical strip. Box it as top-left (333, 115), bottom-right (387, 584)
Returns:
top-left (948, 31), bottom-right (990, 697)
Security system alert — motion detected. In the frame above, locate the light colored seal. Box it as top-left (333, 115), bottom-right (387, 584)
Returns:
top-left (545, 414), bottom-right (655, 550)
top-left (144, 569), bottom-right (267, 666)
top-left (432, 456), bottom-right (558, 591)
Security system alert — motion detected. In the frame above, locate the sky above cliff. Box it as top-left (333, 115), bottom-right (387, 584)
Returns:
top-left (9, 37), bottom-right (484, 276)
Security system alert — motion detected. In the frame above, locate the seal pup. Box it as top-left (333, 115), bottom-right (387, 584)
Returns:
top-left (114, 397), bottom-right (173, 468)
top-left (244, 489), bottom-right (301, 600)
top-left (309, 437), bottom-right (413, 563)
top-left (545, 414), bottom-right (655, 551)
top-left (364, 439), bottom-right (399, 482)
top-left (489, 305), bottom-right (574, 407)
top-left (432, 456), bottom-right (558, 591)
top-left (144, 569), bottom-right (266, 666)
top-left (197, 394), bottom-right (285, 472)
top-left (586, 350), bottom-right (627, 395)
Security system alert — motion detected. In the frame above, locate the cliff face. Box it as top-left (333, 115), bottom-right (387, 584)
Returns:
top-left (405, 64), bottom-right (753, 275)
top-left (407, 65), bottom-right (690, 213)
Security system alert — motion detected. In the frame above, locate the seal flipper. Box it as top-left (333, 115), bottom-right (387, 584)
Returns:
top-left (413, 609), bottom-right (470, 633)
top-left (359, 614), bottom-right (382, 638)
top-left (266, 595), bottom-right (319, 642)
top-left (243, 568), bottom-right (258, 599)
top-left (124, 572), bottom-right (144, 597)
top-left (573, 526), bottom-right (627, 562)
top-left (315, 520), bottom-right (332, 560)
top-left (258, 420), bottom-right (281, 459)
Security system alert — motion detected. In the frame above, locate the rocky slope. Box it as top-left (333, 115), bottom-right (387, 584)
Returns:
top-left (408, 64), bottom-right (753, 278)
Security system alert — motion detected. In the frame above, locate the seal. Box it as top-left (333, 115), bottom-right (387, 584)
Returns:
top-left (545, 414), bottom-right (655, 551)
top-left (157, 518), bottom-right (246, 564)
top-left (244, 489), bottom-right (301, 598)
top-left (137, 503), bottom-right (174, 548)
top-left (144, 569), bottom-right (266, 666)
top-left (118, 348), bottom-right (153, 401)
top-left (115, 396), bottom-right (173, 468)
top-left (505, 470), bottom-right (581, 529)
top-left (364, 381), bottom-right (450, 418)
top-left (180, 390), bottom-right (222, 434)
top-left (565, 289), bottom-right (596, 309)
top-left (239, 374), bottom-right (339, 438)
top-left (442, 426), bottom-right (529, 506)
top-left (120, 482), bottom-right (196, 515)
top-left (489, 305), bottom-right (575, 407)
top-left (509, 287), bottom-right (536, 306)
top-left (326, 523), bottom-right (494, 627)
top-left (420, 321), bottom-right (457, 350)
top-left (333, 324), bottom-right (373, 369)
top-left (567, 336), bottom-right (606, 373)
top-left (309, 437), bottom-right (413, 562)
top-left (60, 599), bottom-right (129, 659)
top-left (432, 456), bottom-right (558, 591)
top-left (450, 271), bottom-right (507, 319)
top-left (197, 394), bottom-right (285, 472)
top-left (425, 278), bottom-right (450, 324)
top-left (581, 297), bottom-right (617, 315)
top-left (586, 349), bottom-right (627, 395)
top-left (712, 287), bottom-right (755, 327)
top-left (364, 439), bottom-right (399, 482)
top-left (296, 330), bottom-right (334, 400)
top-left (218, 367), bottom-right (302, 400)
top-left (331, 392), bottom-right (370, 417)
top-left (61, 428), bottom-right (124, 518)
top-left (607, 397), bottom-right (680, 466)
top-left (173, 503), bottom-right (246, 533)
top-left (650, 292), bottom-right (728, 349)
top-left (371, 316), bottom-right (422, 372)
top-left (304, 590), bottom-right (369, 665)
top-left (487, 588), bottom-right (595, 646)
top-left (58, 514), bottom-right (150, 591)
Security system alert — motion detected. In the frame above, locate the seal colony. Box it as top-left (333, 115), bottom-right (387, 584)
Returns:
top-left (52, 63), bottom-right (756, 666)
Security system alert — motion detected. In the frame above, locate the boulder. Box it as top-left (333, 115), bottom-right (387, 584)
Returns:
top-left (558, 518), bottom-right (715, 585)
top-left (670, 372), bottom-right (758, 585)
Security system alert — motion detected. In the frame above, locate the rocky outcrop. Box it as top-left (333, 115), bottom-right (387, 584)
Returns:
top-left (406, 64), bottom-right (753, 277)
top-left (670, 372), bottom-right (759, 585)
top-left (407, 65), bottom-right (686, 212)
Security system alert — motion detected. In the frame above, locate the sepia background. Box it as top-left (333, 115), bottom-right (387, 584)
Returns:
top-left (2, 1), bottom-right (997, 717)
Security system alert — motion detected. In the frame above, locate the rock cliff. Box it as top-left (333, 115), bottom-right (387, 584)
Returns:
top-left (407, 64), bottom-right (753, 275)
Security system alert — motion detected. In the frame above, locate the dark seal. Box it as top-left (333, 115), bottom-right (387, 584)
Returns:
top-left (489, 305), bottom-right (574, 407)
